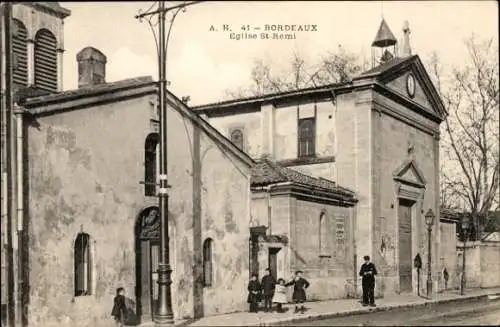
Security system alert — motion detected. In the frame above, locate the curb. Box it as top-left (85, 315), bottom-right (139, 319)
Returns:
top-left (241, 292), bottom-right (500, 327)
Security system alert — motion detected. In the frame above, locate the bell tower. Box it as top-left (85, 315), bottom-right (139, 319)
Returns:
top-left (371, 18), bottom-right (398, 68)
top-left (7, 2), bottom-right (71, 93)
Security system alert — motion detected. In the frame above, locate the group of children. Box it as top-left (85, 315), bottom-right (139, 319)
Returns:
top-left (248, 269), bottom-right (310, 314)
top-left (111, 256), bottom-right (376, 324)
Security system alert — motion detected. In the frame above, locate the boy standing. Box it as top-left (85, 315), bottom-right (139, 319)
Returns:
top-left (261, 268), bottom-right (276, 312)
top-left (286, 270), bottom-right (310, 313)
top-left (359, 255), bottom-right (378, 307)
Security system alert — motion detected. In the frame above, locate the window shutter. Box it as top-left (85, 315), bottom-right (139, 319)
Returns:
top-left (34, 29), bottom-right (58, 92)
top-left (12, 20), bottom-right (28, 87)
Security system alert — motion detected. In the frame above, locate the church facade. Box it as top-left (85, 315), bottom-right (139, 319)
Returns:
top-left (194, 19), bottom-right (447, 299)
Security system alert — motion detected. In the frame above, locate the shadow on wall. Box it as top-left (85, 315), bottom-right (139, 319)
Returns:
top-left (124, 297), bottom-right (140, 326)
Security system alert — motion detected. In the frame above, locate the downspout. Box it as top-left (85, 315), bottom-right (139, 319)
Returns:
top-left (267, 185), bottom-right (272, 236)
top-left (14, 108), bottom-right (23, 326)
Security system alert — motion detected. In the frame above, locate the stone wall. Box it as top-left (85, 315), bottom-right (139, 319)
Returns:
top-left (292, 199), bottom-right (355, 300)
top-left (457, 241), bottom-right (500, 289)
top-left (439, 222), bottom-right (457, 290)
top-left (26, 92), bottom-right (251, 326)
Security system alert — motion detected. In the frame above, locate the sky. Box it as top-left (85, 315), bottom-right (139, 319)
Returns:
top-left (60, 1), bottom-right (499, 106)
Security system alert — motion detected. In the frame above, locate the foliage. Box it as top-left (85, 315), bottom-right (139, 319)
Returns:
top-left (225, 45), bottom-right (368, 99)
top-left (427, 35), bottom-right (499, 239)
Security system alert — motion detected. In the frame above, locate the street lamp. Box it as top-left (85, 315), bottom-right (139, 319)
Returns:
top-left (424, 209), bottom-right (435, 298)
top-left (135, 1), bottom-right (201, 325)
top-left (460, 215), bottom-right (469, 295)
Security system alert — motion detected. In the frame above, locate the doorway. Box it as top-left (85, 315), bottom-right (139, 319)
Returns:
top-left (398, 199), bottom-right (413, 293)
top-left (135, 207), bottom-right (161, 322)
top-left (268, 248), bottom-right (280, 280)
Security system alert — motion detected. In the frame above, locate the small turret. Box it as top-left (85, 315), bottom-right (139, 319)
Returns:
top-left (371, 19), bottom-right (398, 67)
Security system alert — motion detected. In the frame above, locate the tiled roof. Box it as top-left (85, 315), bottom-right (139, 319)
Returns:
top-left (251, 158), bottom-right (356, 200)
top-left (359, 55), bottom-right (416, 77)
top-left (440, 207), bottom-right (462, 222)
top-left (22, 76), bottom-right (154, 106)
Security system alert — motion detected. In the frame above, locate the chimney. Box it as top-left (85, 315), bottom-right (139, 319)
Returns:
top-left (402, 21), bottom-right (412, 57)
top-left (76, 47), bottom-right (107, 88)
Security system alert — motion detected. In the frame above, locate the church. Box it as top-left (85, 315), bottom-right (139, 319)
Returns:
top-left (1, 2), bottom-right (450, 327)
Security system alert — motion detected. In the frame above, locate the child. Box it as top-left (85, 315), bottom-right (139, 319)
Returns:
top-left (272, 278), bottom-right (288, 313)
top-left (286, 270), bottom-right (310, 314)
top-left (247, 273), bottom-right (262, 313)
top-left (111, 287), bottom-right (126, 326)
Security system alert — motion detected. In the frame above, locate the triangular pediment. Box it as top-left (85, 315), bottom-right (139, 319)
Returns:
top-left (393, 159), bottom-right (427, 188)
top-left (380, 56), bottom-right (446, 121)
top-left (356, 55), bottom-right (446, 122)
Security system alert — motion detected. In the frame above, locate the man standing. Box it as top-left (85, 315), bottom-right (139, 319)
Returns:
top-left (359, 255), bottom-right (378, 307)
top-left (261, 268), bottom-right (276, 312)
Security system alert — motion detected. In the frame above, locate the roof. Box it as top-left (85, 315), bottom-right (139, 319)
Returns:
top-left (482, 232), bottom-right (500, 242)
top-left (27, 2), bottom-right (71, 18)
top-left (251, 157), bottom-right (356, 202)
top-left (372, 19), bottom-right (397, 47)
top-left (22, 76), bottom-right (153, 107)
top-left (192, 82), bottom-right (345, 112)
top-left (359, 55), bottom-right (415, 77)
top-left (20, 76), bottom-right (255, 168)
top-left (440, 207), bottom-right (462, 223)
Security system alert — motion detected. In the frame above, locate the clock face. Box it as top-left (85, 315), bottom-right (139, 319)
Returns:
top-left (407, 74), bottom-right (416, 98)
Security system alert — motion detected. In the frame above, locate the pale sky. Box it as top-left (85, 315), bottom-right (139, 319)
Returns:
top-left (61, 1), bottom-right (499, 106)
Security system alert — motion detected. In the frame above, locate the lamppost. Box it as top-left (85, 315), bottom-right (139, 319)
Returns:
top-left (460, 214), bottom-right (469, 296)
top-left (135, 1), bottom-right (201, 325)
top-left (424, 209), bottom-right (435, 298)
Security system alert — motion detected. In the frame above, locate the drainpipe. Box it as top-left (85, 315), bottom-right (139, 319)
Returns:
top-left (267, 185), bottom-right (272, 236)
top-left (15, 109), bottom-right (24, 326)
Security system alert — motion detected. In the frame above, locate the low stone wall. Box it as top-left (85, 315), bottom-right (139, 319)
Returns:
top-left (457, 241), bottom-right (500, 289)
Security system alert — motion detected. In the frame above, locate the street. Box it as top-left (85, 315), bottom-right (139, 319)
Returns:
top-left (289, 296), bottom-right (500, 326)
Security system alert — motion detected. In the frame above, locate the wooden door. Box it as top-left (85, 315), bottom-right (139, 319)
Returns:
top-left (139, 240), bottom-right (160, 320)
top-left (398, 200), bottom-right (413, 292)
top-left (268, 248), bottom-right (279, 280)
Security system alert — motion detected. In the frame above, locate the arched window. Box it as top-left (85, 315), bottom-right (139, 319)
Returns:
top-left (203, 238), bottom-right (213, 287)
top-left (319, 211), bottom-right (328, 256)
top-left (12, 19), bottom-right (28, 87)
top-left (34, 29), bottom-right (57, 92)
top-left (74, 233), bottom-right (91, 296)
top-left (230, 129), bottom-right (244, 151)
top-left (145, 133), bottom-right (160, 196)
top-left (298, 118), bottom-right (315, 157)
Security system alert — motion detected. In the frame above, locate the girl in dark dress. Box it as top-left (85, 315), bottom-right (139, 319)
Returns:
top-left (286, 270), bottom-right (310, 314)
top-left (247, 273), bottom-right (262, 313)
top-left (111, 287), bottom-right (127, 326)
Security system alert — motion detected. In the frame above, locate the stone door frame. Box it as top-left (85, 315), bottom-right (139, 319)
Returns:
top-left (393, 159), bottom-right (426, 295)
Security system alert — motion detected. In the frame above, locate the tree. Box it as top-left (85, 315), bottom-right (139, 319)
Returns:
top-left (428, 35), bottom-right (499, 239)
top-left (225, 45), bottom-right (368, 99)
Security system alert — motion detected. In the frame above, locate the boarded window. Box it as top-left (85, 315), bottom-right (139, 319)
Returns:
top-left (203, 238), bottom-right (213, 287)
top-left (74, 233), bottom-right (91, 296)
top-left (336, 216), bottom-right (346, 244)
top-left (34, 29), bottom-right (57, 92)
top-left (298, 118), bottom-right (315, 157)
top-left (12, 19), bottom-right (28, 87)
top-left (230, 129), bottom-right (244, 151)
top-left (145, 133), bottom-right (160, 196)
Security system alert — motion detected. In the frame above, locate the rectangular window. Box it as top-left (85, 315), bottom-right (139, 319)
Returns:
top-left (74, 233), bottom-right (92, 296)
top-left (298, 118), bottom-right (315, 157)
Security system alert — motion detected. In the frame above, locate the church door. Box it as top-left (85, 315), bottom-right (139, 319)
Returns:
top-left (135, 207), bottom-right (161, 322)
top-left (398, 199), bottom-right (413, 293)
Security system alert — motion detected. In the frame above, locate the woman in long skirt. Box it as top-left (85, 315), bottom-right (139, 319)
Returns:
top-left (247, 273), bottom-right (262, 313)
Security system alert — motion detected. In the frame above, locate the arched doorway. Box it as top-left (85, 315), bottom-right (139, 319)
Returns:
top-left (135, 206), bottom-right (160, 322)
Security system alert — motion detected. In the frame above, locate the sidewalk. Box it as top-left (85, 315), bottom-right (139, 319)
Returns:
top-left (153, 287), bottom-right (500, 326)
